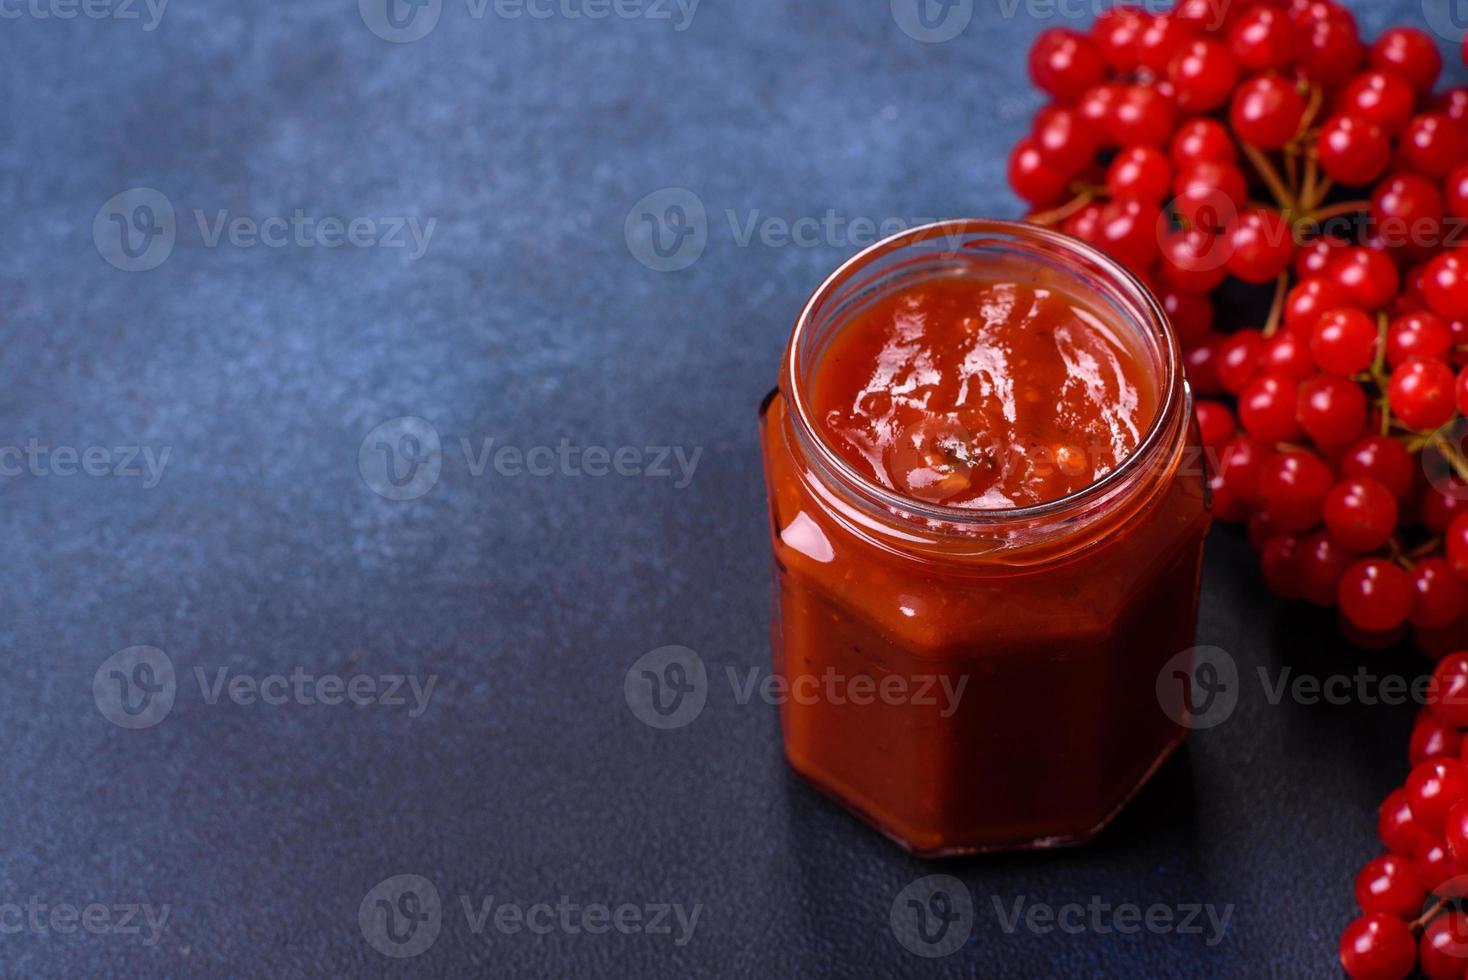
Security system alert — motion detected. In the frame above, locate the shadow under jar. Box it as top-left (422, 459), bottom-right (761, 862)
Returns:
top-left (758, 219), bottom-right (1211, 857)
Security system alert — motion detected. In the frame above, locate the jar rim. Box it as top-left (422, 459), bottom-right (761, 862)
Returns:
top-left (784, 218), bottom-right (1185, 529)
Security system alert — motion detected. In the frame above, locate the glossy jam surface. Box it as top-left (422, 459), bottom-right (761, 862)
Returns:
top-left (810, 275), bottom-right (1159, 508)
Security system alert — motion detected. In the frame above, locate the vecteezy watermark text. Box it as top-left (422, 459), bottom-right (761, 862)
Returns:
top-left (358, 875), bottom-right (701, 958)
top-left (461, 437), bottom-right (700, 486)
top-left (358, 0), bottom-right (699, 43)
top-left (93, 647), bottom-right (438, 729)
top-left (724, 209), bottom-right (961, 251)
top-left (990, 895), bottom-right (1233, 948)
top-left (93, 188), bottom-right (437, 272)
top-left (194, 210), bottom-right (435, 259)
top-left (460, 895), bottom-right (700, 946)
top-left (1156, 646), bottom-right (1468, 731)
top-left (890, 0), bottom-right (1229, 44)
top-left (725, 666), bottom-right (968, 717)
top-left (0, 440), bottom-right (170, 488)
top-left (195, 667), bottom-right (436, 717)
top-left (0, 0), bottom-right (167, 30)
top-left (889, 876), bottom-right (1232, 959)
top-left (624, 189), bottom-right (981, 272)
top-left (0, 898), bottom-right (170, 946)
top-left (358, 416), bottom-right (703, 500)
top-left (623, 646), bottom-right (970, 730)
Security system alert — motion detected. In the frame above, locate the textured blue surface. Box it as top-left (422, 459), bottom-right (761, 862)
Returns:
top-left (1, 0), bottom-right (1461, 976)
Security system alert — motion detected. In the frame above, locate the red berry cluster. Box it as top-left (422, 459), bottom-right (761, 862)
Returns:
top-left (1015, 3), bottom-right (1468, 978)
top-left (1340, 654), bottom-right (1468, 980)
top-left (1016, 2), bottom-right (1468, 647)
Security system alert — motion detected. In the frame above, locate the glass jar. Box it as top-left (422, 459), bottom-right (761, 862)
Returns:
top-left (758, 219), bottom-right (1211, 856)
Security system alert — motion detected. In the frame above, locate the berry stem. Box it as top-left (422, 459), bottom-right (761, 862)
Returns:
top-left (1027, 190), bottom-right (1095, 228)
top-left (1412, 898), bottom-right (1448, 931)
top-left (1409, 536), bottom-right (1444, 561)
top-left (1240, 142), bottom-right (1295, 213)
top-left (1262, 272), bottom-right (1289, 338)
top-left (1387, 536), bottom-right (1413, 572)
top-left (1372, 314), bottom-right (1389, 377)
top-left (1311, 200), bottom-right (1370, 224)
top-left (1298, 84), bottom-right (1325, 138)
top-left (1300, 153), bottom-right (1318, 217)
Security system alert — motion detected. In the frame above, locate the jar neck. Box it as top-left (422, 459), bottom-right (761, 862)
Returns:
top-left (780, 219), bottom-right (1189, 561)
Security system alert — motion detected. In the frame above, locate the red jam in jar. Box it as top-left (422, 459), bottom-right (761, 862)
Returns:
top-left (758, 220), bottom-right (1210, 856)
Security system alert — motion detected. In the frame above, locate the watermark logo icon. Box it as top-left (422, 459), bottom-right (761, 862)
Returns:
top-left (93, 646), bottom-right (177, 729)
top-left (359, 417), bottom-right (443, 500)
top-left (890, 0), bottom-right (972, 43)
top-left (360, 875), bottom-right (442, 958)
top-left (1422, 418), bottom-right (1468, 501)
top-left (93, 188), bottom-right (175, 272)
top-left (625, 188), bottom-right (707, 272)
top-left (1157, 645), bottom-right (1239, 730)
top-left (890, 875), bottom-right (973, 958)
top-left (624, 646), bottom-right (707, 729)
top-left (1423, 0), bottom-right (1468, 42)
top-left (360, 0), bottom-right (441, 42)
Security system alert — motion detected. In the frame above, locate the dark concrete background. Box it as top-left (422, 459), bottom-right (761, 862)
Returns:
top-left (0, 0), bottom-right (1459, 976)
